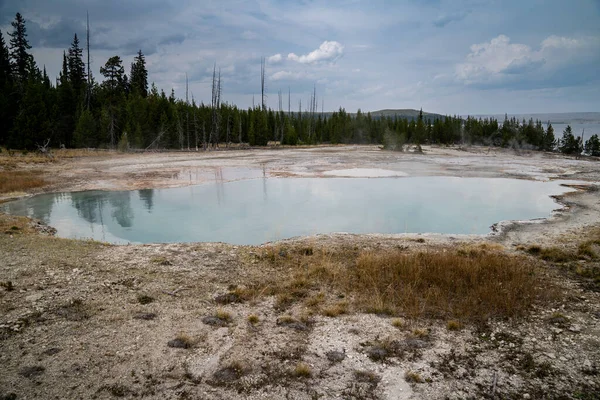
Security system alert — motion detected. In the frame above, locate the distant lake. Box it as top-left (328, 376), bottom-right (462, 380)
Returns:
top-left (550, 123), bottom-right (600, 138)
top-left (1, 177), bottom-right (575, 245)
top-left (475, 113), bottom-right (600, 138)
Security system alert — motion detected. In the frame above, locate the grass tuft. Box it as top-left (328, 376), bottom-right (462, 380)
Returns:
top-left (354, 370), bottom-right (381, 384)
top-left (247, 314), bottom-right (259, 325)
top-left (411, 328), bottom-right (429, 338)
top-left (293, 362), bottom-right (312, 378)
top-left (391, 318), bottom-right (405, 329)
top-left (322, 301), bottom-right (348, 317)
top-left (404, 370), bottom-right (424, 383)
top-left (150, 256), bottom-right (172, 266)
top-left (215, 309), bottom-right (232, 322)
top-left (446, 320), bottom-right (461, 331)
top-left (167, 333), bottom-right (195, 349)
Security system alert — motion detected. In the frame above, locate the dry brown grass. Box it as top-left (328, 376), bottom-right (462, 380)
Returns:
top-left (411, 328), bottom-right (429, 338)
top-left (252, 244), bottom-right (553, 322)
top-left (292, 362), bottom-right (312, 378)
top-left (0, 214), bottom-right (37, 234)
top-left (347, 250), bottom-right (550, 321)
top-left (321, 301), bottom-right (348, 317)
top-left (0, 170), bottom-right (46, 193)
top-left (404, 371), bottom-right (424, 383)
top-left (523, 228), bottom-right (600, 287)
top-left (0, 150), bottom-right (53, 167)
top-left (215, 309), bottom-right (232, 322)
top-left (167, 333), bottom-right (195, 349)
top-left (391, 318), bottom-right (405, 329)
top-left (447, 320), bottom-right (462, 331)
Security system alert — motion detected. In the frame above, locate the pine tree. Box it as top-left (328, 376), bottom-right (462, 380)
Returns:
top-left (130, 50), bottom-right (148, 97)
top-left (0, 30), bottom-right (14, 145)
top-left (558, 125), bottom-right (582, 155)
top-left (414, 108), bottom-right (426, 145)
top-left (11, 79), bottom-right (49, 149)
top-left (584, 134), bottom-right (600, 157)
top-left (0, 30), bottom-right (11, 87)
top-left (8, 13), bottom-right (32, 83)
top-left (283, 115), bottom-right (297, 145)
top-left (541, 123), bottom-right (555, 151)
top-left (74, 109), bottom-right (97, 147)
top-left (56, 51), bottom-right (76, 147)
top-left (68, 34), bottom-right (86, 102)
top-left (100, 56), bottom-right (126, 93)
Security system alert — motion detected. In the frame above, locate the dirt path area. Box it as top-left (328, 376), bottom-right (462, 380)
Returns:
top-left (1, 145), bottom-right (599, 399)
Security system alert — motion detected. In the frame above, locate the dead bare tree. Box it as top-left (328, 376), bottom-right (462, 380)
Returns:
top-left (185, 73), bottom-right (190, 150)
top-left (177, 113), bottom-right (184, 150)
top-left (202, 121), bottom-right (207, 151)
top-left (107, 110), bottom-right (117, 149)
top-left (261, 57), bottom-right (266, 110)
top-left (145, 123), bottom-right (166, 151)
top-left (36, 138), bottom-right (52, 158)
top-left (210, 65), bottom-right (222, 149)
top-left (278, 89), bottom-right (284, 143)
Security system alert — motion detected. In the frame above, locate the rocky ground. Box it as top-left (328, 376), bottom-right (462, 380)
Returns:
top-left (0, 145), bottom-right (599, 399)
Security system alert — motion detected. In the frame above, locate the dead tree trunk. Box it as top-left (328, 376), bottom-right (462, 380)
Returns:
top-left (36, 138), bottom-right (52, 158)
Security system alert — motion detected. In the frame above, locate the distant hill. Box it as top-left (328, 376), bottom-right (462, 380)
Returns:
top-left (368, 109), bottom-right (444, 120)
top-left (293, 108), bottom-right (446, 120)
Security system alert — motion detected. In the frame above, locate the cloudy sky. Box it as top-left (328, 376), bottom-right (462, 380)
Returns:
top-left (1, 0), bottom-right (599, 114)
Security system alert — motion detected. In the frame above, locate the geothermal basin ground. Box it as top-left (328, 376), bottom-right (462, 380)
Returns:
top-left (0, 145), bottom-right (599, 399)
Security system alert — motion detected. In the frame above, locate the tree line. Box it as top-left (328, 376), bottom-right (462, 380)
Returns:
top-left (0, 13), bottom-right (598, 157)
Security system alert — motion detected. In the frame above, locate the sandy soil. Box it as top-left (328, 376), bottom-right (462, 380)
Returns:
top-left (1, 145), bottom-right (599, 399)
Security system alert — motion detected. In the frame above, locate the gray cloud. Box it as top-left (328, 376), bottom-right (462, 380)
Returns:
top-left (159, 33), bottom-right (185, 46)
top-left (1, 0), bottom-right (599, 114)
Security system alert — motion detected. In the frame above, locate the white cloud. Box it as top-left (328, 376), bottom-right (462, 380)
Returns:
top-left (456, 35), bottom-right (537, 84)
top-left (270, 70), bottom-right (313, 81)
top-left (288, 41), bottom-right (344, 64)
top-left (541, 35), bottom-right (584, 50)
top-left (267, 53), bottom-right (283, 64)
top-left (455, 34), bottom-right (600, 86)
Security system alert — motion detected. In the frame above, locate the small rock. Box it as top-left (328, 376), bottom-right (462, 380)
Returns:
top-left (202, 316), bottom-right (228, 327)
top-left (367, 347), bottom-right (388, 361)
top-left (569, 324), bottom-right (581, 333)
top-left (167, 339), bottom-right (191, 349)
top-left (25, 293), bottom-right (43, 302)
top-left (19, 365), bottom-right (45, 378)
top-left (214, 293), bottom-right (241, 305)
top-left (326, 349), bottom-right (346, 363)
top-left (133, 312), bottom-right (157, 320)
top-left (43, 347), bottom-right (62, 356)
top-left (523, 394), bottom-right (531, 399)
top-left (285, 322), bottom-right (308, 331)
